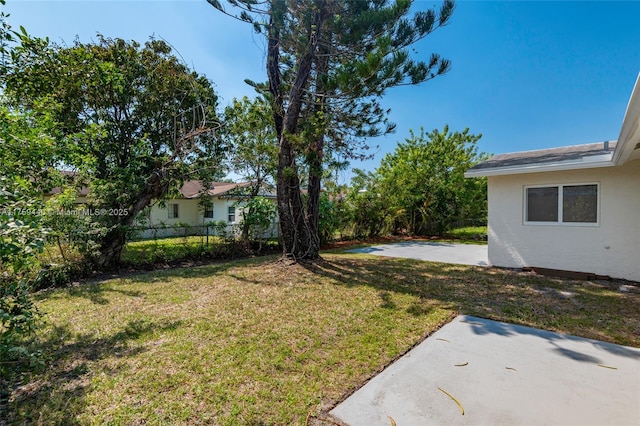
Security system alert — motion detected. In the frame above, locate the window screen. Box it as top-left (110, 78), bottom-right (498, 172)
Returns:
top-left (562, 185), bottom-right (597, 223)
top-left (526, 187), bottom-right (558, 222)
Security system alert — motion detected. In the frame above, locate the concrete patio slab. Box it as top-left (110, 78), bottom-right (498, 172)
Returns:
top-left (330, 315), bottom-right (640, 426)
top-left (347, 242), bottom-right (489, 267)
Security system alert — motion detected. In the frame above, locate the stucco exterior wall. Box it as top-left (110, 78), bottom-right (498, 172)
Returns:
top-left (487, 159), bottom-right (640, 281)
top-left (145, 198), bottom-right (243, 227)
top-left (136, 197), bottom-right (278, 239)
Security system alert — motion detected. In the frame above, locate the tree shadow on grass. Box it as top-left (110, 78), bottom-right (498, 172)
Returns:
top-left (32, 256), bottom-right (278, 305)
top-left (302, 255), bottom-right (473, 299)
top-left (33, 283), bottom-right (145, 306)
top-left (118, 255), bottom-right (278, 283)
top-left (3, 318), bottom-right (182, 425)
top-left (300, 255), bottom-right (640, 358)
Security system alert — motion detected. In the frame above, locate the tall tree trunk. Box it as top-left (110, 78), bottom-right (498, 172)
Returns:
top-left (306, 158), bottom-right (322, 239)
top-left (306, 113), bottom-right (326, 249)
top-left (276, 134), bottom-right (318, 260)
top-left (268, 0), bottom-right (327, 260)
top-left (96, 226), bottom-right (128, 268)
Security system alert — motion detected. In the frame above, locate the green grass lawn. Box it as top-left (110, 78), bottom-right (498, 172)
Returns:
top-left (6, 252), bottom-right (639, 424)
top-left (121, 235), bottom-right (223, 264)
top-left (121, 236), bottom-right (280, 265)
top-left (446, 225), bottom-right (487, 242)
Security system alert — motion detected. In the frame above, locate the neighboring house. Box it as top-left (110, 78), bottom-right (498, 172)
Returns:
top-left (47, 178), bottom-right (279, 239)
top-left (465, 74), bottom-right (640, 281)
top-left (138, 180), bottom-right (278, 238)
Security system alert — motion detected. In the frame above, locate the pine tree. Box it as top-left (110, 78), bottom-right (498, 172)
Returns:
top-left (209, 0), bottom-right (455, 260)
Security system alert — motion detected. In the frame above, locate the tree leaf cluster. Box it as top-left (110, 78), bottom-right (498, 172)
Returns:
top-left (2, 33), bottom-right (225, 267)
top-left (327, 126), bottom-right (487, 239)
top-left (0, 179), bottom-right (46, 387)
top-left (222, 96), bottom-right (278, 193)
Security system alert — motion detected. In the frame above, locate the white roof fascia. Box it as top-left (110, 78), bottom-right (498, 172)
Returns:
top-left (612, 72), bottom-right (640, 165)
top-left (464, 154), bottom-right (614, 178)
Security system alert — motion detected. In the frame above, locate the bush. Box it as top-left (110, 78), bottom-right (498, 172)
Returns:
top-left (29, 260), bottom-right (89, 291)
top-left (239, 198), bottom-right (277, 250)
top-left (0, 278), bottom-right (42, 385)
top-left (318, 192), bottom-right (339, 244)
top-left (0, 181), bottom-right (46, 388)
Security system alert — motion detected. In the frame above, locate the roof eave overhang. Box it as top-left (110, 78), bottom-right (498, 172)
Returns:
top-left (466, 71), bottom-right (640, 178)
top-left (464, 155), bottom-right (614, 178)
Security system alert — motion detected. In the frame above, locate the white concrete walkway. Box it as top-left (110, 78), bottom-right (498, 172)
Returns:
top-left (331, 315), bottom-right (640, 425)
top-left (347, 241), bottom-right (489, 267)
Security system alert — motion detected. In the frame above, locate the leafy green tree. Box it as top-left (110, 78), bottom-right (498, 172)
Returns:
top-left (3, 34), bottom-right (224, 267)
top-left (377, 126), bottom-right (488, 236)
top-left (223, 96), bottom-right (278, 191)
top-left (0, 13), bottom-right (45, 377)
top-left (0, 105), bottom-right (52, 386)
top-left (209, 0), bottom-right (455, 260)
top-left (0, 179), bottom-right (46, 385)
top-left (222, 96), bottom-right (278, 240)
top-left (343, 169), bottom-right (390, 238)
top-left (239, 196), bottom-right (277, 251)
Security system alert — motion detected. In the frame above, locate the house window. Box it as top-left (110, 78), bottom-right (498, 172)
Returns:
top-left (562, 185), bottom-right (598, 223)
top-left (526, 186), bottom-right (558, 222)
top-left (228, 206), bottom-right (236, 223)
top-left (168, 203), bottom-right (179, 219)
top-left (525, 184), bottom-right (598, 225)
top-left (204, 206), bottom-right (214, 219)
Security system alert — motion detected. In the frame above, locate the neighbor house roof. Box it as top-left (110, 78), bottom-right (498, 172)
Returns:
top-left (46, 171), bottom-right (90, 197)
top-left (178, 180), bottom-right (275, 199)
top-left (465, 72), bottom-right (640, 178)
top-left (179, 181), bottom-right (254, 198)
top-left (48, 177), bottom-right (274, 199)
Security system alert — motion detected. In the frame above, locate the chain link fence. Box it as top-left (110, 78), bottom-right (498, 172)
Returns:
top-left (127, 222), bottom-right (280, 244)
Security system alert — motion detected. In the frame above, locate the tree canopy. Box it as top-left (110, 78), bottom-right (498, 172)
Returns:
top-left (222, 96), bottom-right (278, 194)
top-left (376, 126), bottom-right (487, 235)
top-left (2, 34), bottom-right (224, 266)
top-left (209, 0), bottom-right (455, 260)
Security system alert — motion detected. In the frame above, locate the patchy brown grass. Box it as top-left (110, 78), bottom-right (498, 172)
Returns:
top-left (4, 252), bottom-right (639, 425)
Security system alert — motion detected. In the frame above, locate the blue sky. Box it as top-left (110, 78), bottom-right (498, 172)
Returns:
top-left (4, 1), bottom-right (640, 182)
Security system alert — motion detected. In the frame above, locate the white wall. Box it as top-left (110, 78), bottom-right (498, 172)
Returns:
top-left (146, 198), bottom-right (201, 226)
top-left (145, 198), bottom-right (242, 227)
top-left (138, 197), bottom-right (279, 239)
top-left (488, 160), bottom-right (640, 281)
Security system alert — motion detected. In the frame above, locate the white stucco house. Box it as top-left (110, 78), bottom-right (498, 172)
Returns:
top-left (465, 74), bottom-right (640, 282)
top-left (137, 180), bottom-right (278, 239)
top-left (48, 178), bottom-right (278, 239)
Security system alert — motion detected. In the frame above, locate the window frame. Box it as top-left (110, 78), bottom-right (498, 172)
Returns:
top-left (203, 206), bottom-right (214, 219)
top-left (227, 206), bottom-right (236, 223)
top-left (168, 203), bottom-right (179, 219)
top-left (523, 182), bottom-right (600, 226)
